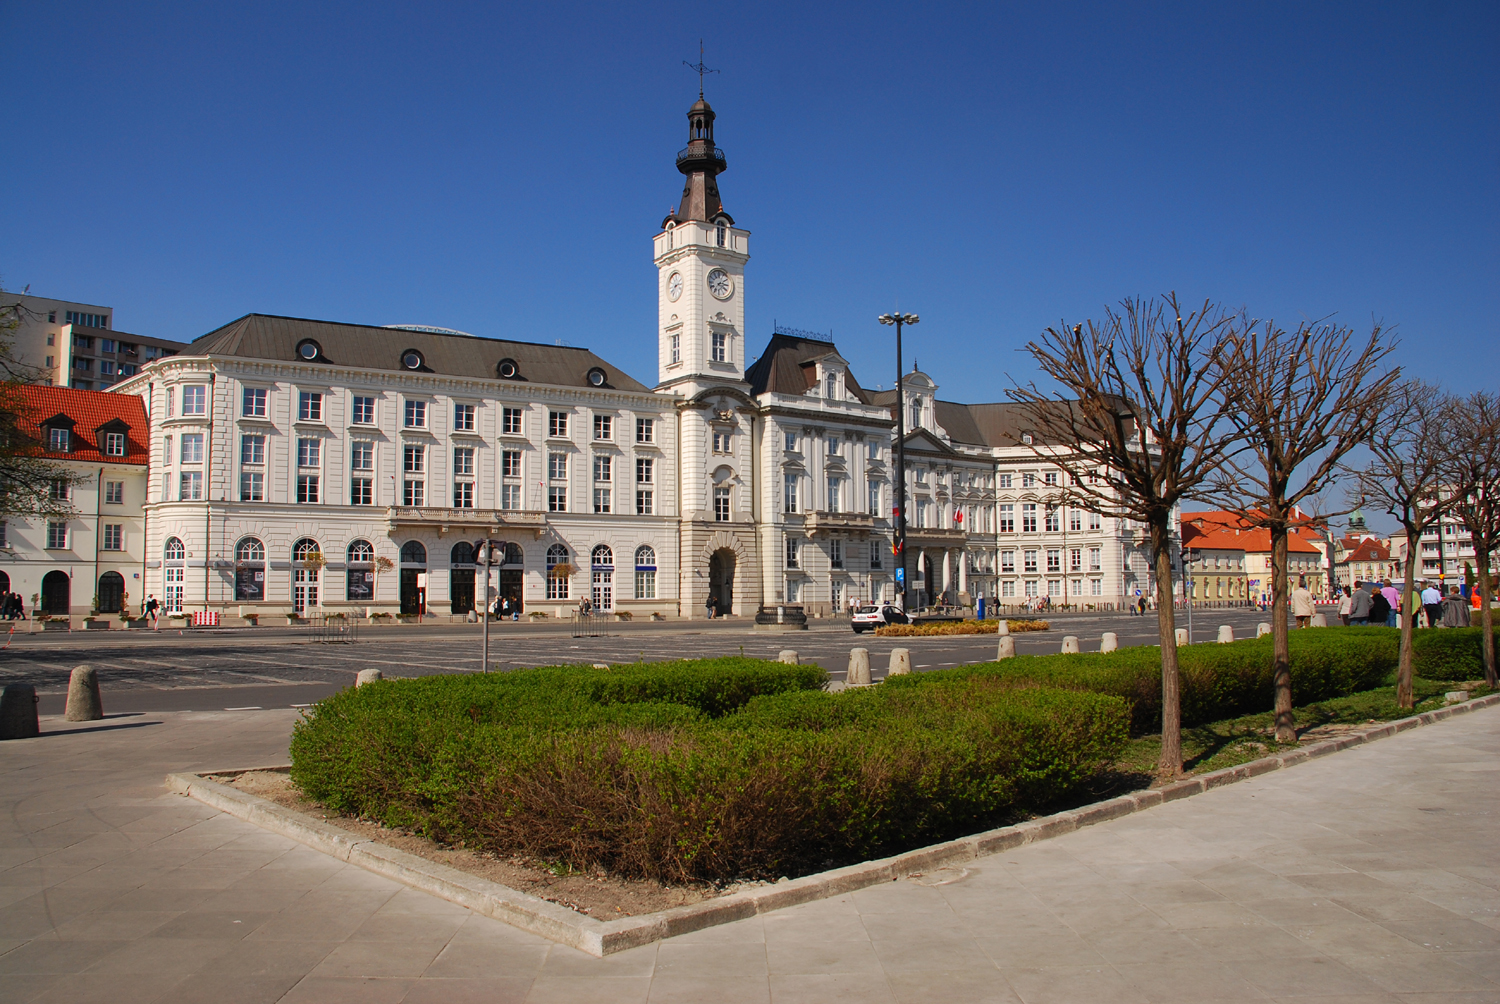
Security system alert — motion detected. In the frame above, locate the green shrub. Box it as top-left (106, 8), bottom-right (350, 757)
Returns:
top-left (289, 658), bottom-right (1128, 882)
top-left (930, 629), bottom-right (1399, 733)
top-left (1412, 627), bottom-right (1500, 680)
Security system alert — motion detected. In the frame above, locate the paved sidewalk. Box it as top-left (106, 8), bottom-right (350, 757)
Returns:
top-left (2, 707), bottom-right (1499, 1003)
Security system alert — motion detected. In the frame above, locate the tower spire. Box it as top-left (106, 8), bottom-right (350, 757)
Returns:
top-left (683, 39), bottom-right (718, 98)
top-left (665, 71), bottom-right (732, 226)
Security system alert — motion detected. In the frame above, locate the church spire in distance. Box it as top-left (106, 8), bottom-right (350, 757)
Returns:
top-left (667, 43), bottom-right (732, 226)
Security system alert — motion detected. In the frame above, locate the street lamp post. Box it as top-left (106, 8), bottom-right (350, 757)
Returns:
top-left (477, 540), bottom-right (493, 672)
top-left (878, 311), bottom-right (919, 611)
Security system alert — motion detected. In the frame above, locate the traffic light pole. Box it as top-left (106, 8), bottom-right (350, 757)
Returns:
top-left (879, 312), bottom-right (918, 612)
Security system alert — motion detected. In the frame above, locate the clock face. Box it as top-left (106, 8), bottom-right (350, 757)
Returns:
top-left (707, 268), bottom-right (732, 300)
top-left (667, 272), bottom-right (683, 301)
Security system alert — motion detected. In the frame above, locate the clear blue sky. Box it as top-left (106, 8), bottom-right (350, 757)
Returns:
top-left (4, 1), bottom-right (1496, 410)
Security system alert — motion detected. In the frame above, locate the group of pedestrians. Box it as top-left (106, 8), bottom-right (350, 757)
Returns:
top-left (0, 593), bottom-right (26, 620)
top-left (1335, 578), bottom-right (1475, 627)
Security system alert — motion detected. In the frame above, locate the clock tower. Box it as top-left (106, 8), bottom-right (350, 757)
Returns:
top-left (653, 95), bottom-right (750, 392)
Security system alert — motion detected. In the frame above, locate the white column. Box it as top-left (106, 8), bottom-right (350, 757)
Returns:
top-left (958, 548), bottom-right (968, 596)
top-left (942, 550), bottom-right (952, 602)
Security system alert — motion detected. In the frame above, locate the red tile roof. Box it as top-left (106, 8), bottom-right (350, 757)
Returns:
top-left (1339, 538), bottom-right (1390, 562)
top-left (1181, 510), bottom-right (1323, 553)
top-left (9, 384), bottom-right (148, 466)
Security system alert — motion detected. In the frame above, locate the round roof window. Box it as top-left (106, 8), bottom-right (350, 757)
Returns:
top-left (497, 358), bottom-right (519, 379)
top-left (401, 350), bottom-right (423, 370)
top-left (297, 340), bottom-right (321, 361)
top-left (587, 367), bottom-right (607, 387)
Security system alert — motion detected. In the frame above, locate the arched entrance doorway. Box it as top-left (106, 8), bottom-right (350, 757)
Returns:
top-left (42, 570), bottom-right (70, 615)
top-left (591, 545), bottom-right (614, 612)
top-left (97, 571), bottom-right (125, 613)
top-left (400, 540), bottom-right (427, 615)
top-left (449, 541), bottom-right (475, 615)
top-left (499, 542), bottom-right (524, 614)
top-left (708, 548), bottom-right (735, 616)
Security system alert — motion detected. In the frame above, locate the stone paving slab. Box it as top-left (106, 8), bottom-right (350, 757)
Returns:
top-left (2, 705), bottom-right (1500, 1002)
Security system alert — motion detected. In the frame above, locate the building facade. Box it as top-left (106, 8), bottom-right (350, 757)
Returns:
top-left (1, 386), bottom-right (150, 620)
top-left (2, 293), bottom-right (186, 390)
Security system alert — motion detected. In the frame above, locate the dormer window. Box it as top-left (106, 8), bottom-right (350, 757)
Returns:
top-left (716, 224), bottom-right (726, 247)
top-left (49, 428), bottom-right (70, 452)
top-left (104, 432), bottom-right (126, 457)
top-left (910, 400), bottom-right (922, 429)
top-left (825, 373), bottom-right (837, 400)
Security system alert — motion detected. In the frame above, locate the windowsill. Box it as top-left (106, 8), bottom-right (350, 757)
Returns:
top-left (450, 429), bottom-right (484, 439)
top-left (239, 415), bottom-right (274, 424)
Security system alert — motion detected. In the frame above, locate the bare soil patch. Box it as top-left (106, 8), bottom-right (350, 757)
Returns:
top-left (223, 770), bottom-right (731, 918)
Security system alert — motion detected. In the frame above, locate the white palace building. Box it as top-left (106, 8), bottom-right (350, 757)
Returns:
top-left (111, 95), bottom-right (1154, 622)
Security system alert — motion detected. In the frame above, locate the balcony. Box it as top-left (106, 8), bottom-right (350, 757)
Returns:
top-left (803, 511), bottom-right (876, 538)
top-left (385, 507), bottom-right (547, 536)
top-left (675, 144), bottom-right (727, 171)
top-left (904, 526), bottom-right (968, 549)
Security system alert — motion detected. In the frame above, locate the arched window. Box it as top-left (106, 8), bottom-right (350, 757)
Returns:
top-left (546, 544), bottom-right (570, 600)
top-left (547, 544), bottom-right (569, 569)
top-left (164, 537), bottom-right (185, 561)
top-left (592, 544), bottom-right (614, 568)
top-left (502, 542), bottom-right (524, 566)
top-left (347, 539), bottom-right (375, 563)
top-left (910, 399), bottom-right (922, 429)
top-left (451, 541), bottom-right (475, 565)
top-left (163, 537), bottom-right (186, 614)
top-left (293, 538), bottom-right (321, 561)
top-left (401, 540), bottom-right (427, 565)
top-left (236, 538), bottom-right (265, 563)
top-left (235, 538), bottom-right (266, 602)
top-left (635, 545), bottom-right (656, 568)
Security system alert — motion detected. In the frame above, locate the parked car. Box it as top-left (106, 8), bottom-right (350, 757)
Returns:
top-left (851, 604), bottom-right (908, 633)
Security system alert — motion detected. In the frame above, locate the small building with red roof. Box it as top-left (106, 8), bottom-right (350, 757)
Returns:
top-left (3, 384), bottom-right (149, 623)
top-left (1182, 509), bottom-right (1328, 605)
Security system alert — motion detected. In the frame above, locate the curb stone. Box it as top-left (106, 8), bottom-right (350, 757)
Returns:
top-left (167, 692), bottom-right (1500, 956)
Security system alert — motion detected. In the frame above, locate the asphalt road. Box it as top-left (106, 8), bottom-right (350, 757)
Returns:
top-left (0, 607), bottom-right (1307, 714)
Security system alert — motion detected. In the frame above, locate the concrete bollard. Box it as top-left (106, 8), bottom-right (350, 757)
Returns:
top-left (887, 648), bottom-right (912, 676)
top-left (1218, 625), bottom-right (1235, 644)
top-left (847, 648), bottom-right (872, 686)
top-left (64, 665), bottom-right (103, 722)
top-left (1175, 628), bottom-right (1189, 647)
top-left (1100, 632), bottom-right (1118, 653)
top-left (996, 635), bottom-right (1016, 660)
top-left (0, 684), bottom-right (40, 740)
top-left (778, 649), bottom-right (799, 665)
top-left (1061, 636), bottom-right (1080, 654)
top-left (995, 618), bottom-right (1010, 637)
top-left (1310, 613), bottom-right (1327, 628)
top-left (355, 669), bottom-right (383, 687)
top-left (1257, 622), bottom-right (1271, 638)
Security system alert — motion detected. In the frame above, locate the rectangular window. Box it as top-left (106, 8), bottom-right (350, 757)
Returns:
top-left (868, 480), bottom-right (880, 515)
top-left (1070, 547), bottom-right (1083, 573)
top-left (1089, 547), bottom-right (1101, 571)
top-left (502, 450), bottom-right (521, 478)
top-left (403, 480), bottom-right (424, 506)
top-left (242, 387), bottom-right (267, 418)
top-left (826, 478), bottom-right (840, 513)
top-left (404, 444), bottom-right (425, 474)
top-left (1092, 579), bottom-right (1102, 596)
top-left (1047, 549), bottom-right (1061, 573)
top-left (1069, 509), bottom-right (1082, 532)
top-left (453, 447), bottom-right (474, 477)
top-left (47, 522), bottom-right (68, 549)
top-left (1025, 580), bottom-right (1038, 598)
top-left (351, 477), bottom-right (372, 505)
top-left (297, 438), bottom-right (320, 468)
top-left (593, 488), bottom-right (612, 514)
top-left (241, 471), bottom-right (264, 502)
top-left (714, 487), bottom-right (730, 522)
top-left (636, 457), bottom-right (654, 485)
top-left (163, 435), bottom-right (173, 464)
top-left (548, 486), bottom-right (567, 512)
top-left (636, 417), bottom-right (654, 443)
top-left (1022, 472), bottom-right (1036, 488)
top-left (830, 539), bottom-right (844, 569)
top-left (453, 403), bottom-right (475, 432)
top-left (712, 430), bottom-right (731, 454)
top-left (1022, 504), bottom-right (1037, 533)
top-left (711, 331), bottom-right (727, 363)
top-left (404, 400), bottom-right (427, 428)
top-left (165, 391), bottom-right (174, 419)
top-left (298, 391), bottom-right (322, 422)
top-left (181, 434), bottom-right (204, 465)
top-left (453, 481), bottom-right (474, 508)
top-left (297, 475), bottom-right (319, 503)
top-left (104, 481), bottom-right (124, 504)
top-left (48, 427), bottom-right (69, 452)
top-left (786, 579), bottom-right (801, 603)
top-left (999, 504), bottom-right (1014, 533)
top-left (870, 542), bottom-right (882, 569)
top-left (1024, 550), bottom-right (1038, 573)
top-left (547, 563), bottom-right (570, 600)
top-left (636, 489), bottom-right (654, 515)
top-left (867, 441), bottom-right (880, 461)
top-left (102, 524), bottom-right (123, 550)
top-left (350, 441), bottom-right (373, 472)
top-left (101, 339), bottom-right (116, 353)
top-left (784, 474), bottom-right (798, 514)
top-left (104, 432), bottom-right (126, 456)
top-left (785, 431), bottom-right (797, 452)
top-left (1001, 550), bottom-right (1016, 573)
top-left (75, 358), bottom-right (92, 371)
top-left (181, 385), bottom-right (206, 416)
top-left (180, 471), bottom-right (203, 501)
top-left (352, 395), bottom-right (375, 424)
top-left (1045, 506), bottom-right (1060, 533)
top-left (827, 437), bottom-right (840, 457)
top-left (502, 407), bottom-right (523, 435)
top-left (670, 333), bottom-right (681, 364)
top-left (786, 537), bottom-right (799, 569)
top-left (548, 411), bottom-right (568, 438)
top-left (549, 453), bottom-right (568, 480)
top-left (1045, 471), bottom-right (1058, 486)
top-left (1002, 580), bottom-right (1016, 597)
top-left (501, 484), bottom-right (522, 510)
top-left (635, 568), bottom-right (656, 600)
top-left (99, 361), bottom-right (117, 377)
top-left (593, 414), bottom-right (613, 441)
top-left (593, 455), bottom-right (612, 482)
top-left (241, 434), bottom-right (265, 466)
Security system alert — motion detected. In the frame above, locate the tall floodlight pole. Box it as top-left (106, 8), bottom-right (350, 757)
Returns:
top-left (878, 312), bottom-right (919, 610)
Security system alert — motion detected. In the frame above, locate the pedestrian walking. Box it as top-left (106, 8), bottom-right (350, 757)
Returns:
top-left (1292, 578), bottom-right (1316, 628)
top-left (1337, 586), bottom-right (1353, 626)
top-left (1349, 582), bottom-right (1373, 625)
top-left (1442, 585), bottom-right (1472, 628)
top-left (145, 594), bottom-right (160, 629)
top-left (704, 594), bottom-right (715, 620)
top-left (1421, 581), bottom-right (1443, 630)
top-left (1369, 585), bottom-right (1392, 627)
top-left (1380, 579), bottom-right (1401, 627)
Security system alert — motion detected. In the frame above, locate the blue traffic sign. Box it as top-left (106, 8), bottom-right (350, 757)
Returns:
top-left (895, 567), bottom-right (906, 583)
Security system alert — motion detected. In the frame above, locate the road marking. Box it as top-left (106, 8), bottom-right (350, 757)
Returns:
top-left (224, 706), bottom-right (262, 711)
top-left (289, 704), bottom-right (313, 708)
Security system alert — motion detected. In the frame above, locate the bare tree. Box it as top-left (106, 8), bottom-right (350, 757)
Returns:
top-left (1440, 391), bottom-right (1500, 687)
top-left (1217, 320), bottom-right (1399, 741)
top-left (1011, 293), bottom-right (1246, 777)
top-left (1352, 380), bottom-right (1452, 708)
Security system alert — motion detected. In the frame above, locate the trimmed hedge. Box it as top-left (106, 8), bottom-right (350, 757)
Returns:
top-left (1411, 627), bottom-right (1500, 680)
top-left (875, 618), bottom-right (1049, 637)
top-left (289, 658), bottom-right (1128, 882)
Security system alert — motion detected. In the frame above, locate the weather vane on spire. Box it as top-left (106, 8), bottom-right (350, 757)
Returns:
top-left (683, 39), bottom-right (719, 98)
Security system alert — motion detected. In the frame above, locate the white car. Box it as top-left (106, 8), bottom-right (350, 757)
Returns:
top-left (851, 605), bottom-right (908, 633)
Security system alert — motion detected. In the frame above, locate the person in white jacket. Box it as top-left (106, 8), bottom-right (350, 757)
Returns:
top-left (1291, 578), bottom-right (1317, 628)
top-left (1337, 586), bottom-right (1353, 626)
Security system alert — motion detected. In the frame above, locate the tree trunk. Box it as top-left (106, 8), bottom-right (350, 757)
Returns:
top-left (1478, 548), bottom-right (1496, 689)
top-left (1270, 525), bottom-right (1294, 742)
top-left (1398, 540), bottom-right (1418, 709)
top-left (1152, 520), bottom-right (1182, 779)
